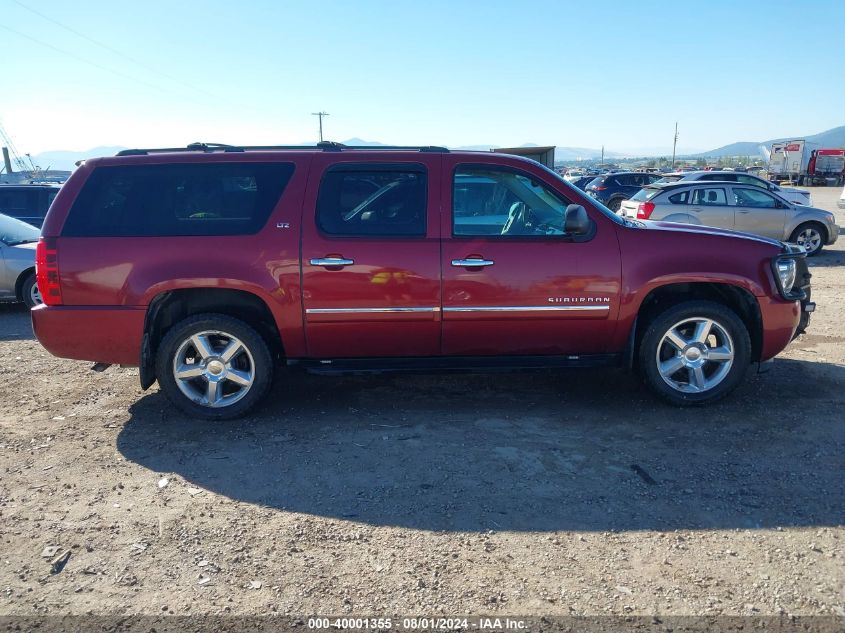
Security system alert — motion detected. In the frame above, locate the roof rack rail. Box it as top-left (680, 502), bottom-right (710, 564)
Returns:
top-left (116, 143), bottom-right (450, 157)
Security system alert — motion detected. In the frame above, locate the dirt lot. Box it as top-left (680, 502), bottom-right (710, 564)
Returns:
top-left (1, 187), bottom-right (844, 619)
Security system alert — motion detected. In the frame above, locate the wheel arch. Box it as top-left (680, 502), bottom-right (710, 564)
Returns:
top-left (627, 281), bottom-right (763, 367)
top-left (140, 287), bottom-right (284, 390)
top-left (788, 219), bottom-right (829, 243)
top-left (14, 266), bottom-right (36, 302)
top-left (661, 213), bottom-right (700, 225)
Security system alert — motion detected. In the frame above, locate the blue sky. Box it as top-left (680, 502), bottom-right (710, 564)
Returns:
top-left (2, 0), bottom-right (844, 155)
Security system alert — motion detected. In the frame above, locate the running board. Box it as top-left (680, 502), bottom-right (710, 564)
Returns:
top-left (287, 354), bottom-right (621, 375)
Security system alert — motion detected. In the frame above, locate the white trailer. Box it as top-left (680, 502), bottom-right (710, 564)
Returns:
top-left (767, 140), bottom-right (820, 183)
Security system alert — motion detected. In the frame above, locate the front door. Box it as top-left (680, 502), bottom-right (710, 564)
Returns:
top-left (730, 186), bottom-right (786, 239)
top-left (301, 154), bottom-right (442, 358)
top-left (440, 157), bottom-right (622, 356)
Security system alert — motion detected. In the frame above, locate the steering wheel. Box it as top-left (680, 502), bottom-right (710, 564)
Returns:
top-left (500, 202), bottom-right (526, 235)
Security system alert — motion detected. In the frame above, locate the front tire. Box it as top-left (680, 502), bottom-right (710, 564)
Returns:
top-left (21, 272), bottom-right (42, 308)
top-left (155, 313), bottom-right (273, 420)
top-left (638, 301), bottom-right (751, 406)
top-left (790, 222), bottom-right (826, 256)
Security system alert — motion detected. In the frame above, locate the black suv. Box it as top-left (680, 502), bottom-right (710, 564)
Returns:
top-left (585, 172), bottom-right (662, 211)
top-left (0, 184), bottom-right (61, 228)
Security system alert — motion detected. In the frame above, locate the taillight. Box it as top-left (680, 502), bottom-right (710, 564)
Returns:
top-left (35, 237), bottom-right (63, 305)
top-left (592, 185), bottom-right (608, 191)
top-left (636, 201), bottom-right (656, 219)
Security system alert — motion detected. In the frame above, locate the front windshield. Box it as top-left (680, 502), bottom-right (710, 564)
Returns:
top-left (0, 213), bottom-right (40, 245)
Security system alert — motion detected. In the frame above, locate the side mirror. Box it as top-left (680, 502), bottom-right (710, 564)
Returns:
top-left (565, 204), bottom-right (591, 235)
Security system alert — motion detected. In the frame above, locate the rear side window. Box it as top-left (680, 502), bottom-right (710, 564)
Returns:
top-left (62, 163), bottom-right (294, 237)
top-left (668, 191), bottom-right (689, 204)
top-left (316, 165), bottom-right (427, 237)
top-left (692, 187), bottom-right (727, 206)
top-left (0, 189), bottom-right (34, 218)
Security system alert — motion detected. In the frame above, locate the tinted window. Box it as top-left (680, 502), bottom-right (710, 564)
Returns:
top-left (453, 167), bottom-right (572, 237)
top-left (732, 188), bottom-right (777, 208)
top-left (630, 188), bottom-right (660, 202)
top-left (316, 166), bottom-right (426, 237)
top-left (736, 175), bottom-right (765, 188)
top-left (44, 190), bottom-right (59, 211)
top-left (692, 188), bottom-right (727, 206)
top-left (0, 190), bottom-right (33, 218)
top-left (63, 163), bottom-right (293, 237)
top-left (668, 191), bottom-right (689, 204)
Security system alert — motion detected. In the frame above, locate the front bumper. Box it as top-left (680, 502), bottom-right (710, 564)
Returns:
top-left (827, 222), bottom-right (840, 244)
top-left (31, 304), bottom-right (145, 366)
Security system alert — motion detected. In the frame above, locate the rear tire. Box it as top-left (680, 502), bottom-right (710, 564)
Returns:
top-left (638, 300), bottom-right (751, 406)
top-left (21, 272), bottom-right (41, 308)
top-left (608, 198), bottom-right (622, 212)
top-left (155, 313), bottom-right (273, 420)
top-left (789, 222), bottom-right (826, 256)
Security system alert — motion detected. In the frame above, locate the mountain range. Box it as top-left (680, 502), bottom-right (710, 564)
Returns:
top-left (688, 126), bottom-right (845, 158)
top-left (20, 126), bottom-right (845, 170)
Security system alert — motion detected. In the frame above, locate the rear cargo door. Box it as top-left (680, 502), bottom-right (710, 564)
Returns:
top-left (300, 153), bottom-right (442, 358)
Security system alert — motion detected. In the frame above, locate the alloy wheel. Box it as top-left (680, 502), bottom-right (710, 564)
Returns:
top-left (29, 282), bottom-right (42, 306)
top-left (795, 227), bottom-right (822, 254)
top-left (172, 330), bottom-right (255, 408)
top-left (656, 317), bottom-right (734, 394)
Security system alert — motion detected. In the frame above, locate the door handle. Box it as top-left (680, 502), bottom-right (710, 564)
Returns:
top-left (691, 207), bottom-right (702, 212)
top-left (310, 257), bottom-right (354, 268)
top-left (737, 210), bottom-right (750, 214)
top-left (451, 258), bottom-right (495, 268)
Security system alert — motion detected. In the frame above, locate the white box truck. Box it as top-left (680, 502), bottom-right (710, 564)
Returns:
top-left (768, 140), bottom-right (820, 183)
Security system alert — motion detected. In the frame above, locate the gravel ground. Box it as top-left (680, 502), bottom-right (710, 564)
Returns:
top-left (1, 187), bottom-right (843, 618)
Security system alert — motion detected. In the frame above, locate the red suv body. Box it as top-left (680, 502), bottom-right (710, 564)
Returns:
top-left (32, 144), bottom-right (813, 418)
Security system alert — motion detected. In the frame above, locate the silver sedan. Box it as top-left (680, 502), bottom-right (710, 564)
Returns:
top-left (0, 213), bottom-right (42, 307)
top-left (620, 182), bottom-right (840, 255)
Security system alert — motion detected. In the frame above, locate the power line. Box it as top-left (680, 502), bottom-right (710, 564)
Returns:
top-left (0, 23), bottom-right (205, 101)
top-left (10, 0), bottom-right (220, 99)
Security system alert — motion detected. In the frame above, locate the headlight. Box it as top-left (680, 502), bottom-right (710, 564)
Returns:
top-left (775, 258), bottom-right (797, 294)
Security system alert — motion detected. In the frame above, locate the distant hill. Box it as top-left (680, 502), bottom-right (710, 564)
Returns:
top-left (695, 125), bottom-right (845, 158)
top-left (30, 146), bottom-right (127, 171)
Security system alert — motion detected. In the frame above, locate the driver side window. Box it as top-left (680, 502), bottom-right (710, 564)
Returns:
top-left (452, 167), bottom-right (572, 237)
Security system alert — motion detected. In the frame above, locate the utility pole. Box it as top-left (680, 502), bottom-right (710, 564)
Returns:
top-left (671, 122), bottom-right (679, 168)
top-left (311, 111), bottom-right (329, 142)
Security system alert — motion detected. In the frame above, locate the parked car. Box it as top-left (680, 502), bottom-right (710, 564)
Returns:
top-left (0, 184), bottom-right (61, 228)
top-left (619, 182), bottom-right (839, 255)
top-left (570, 175), bottom-right (599, 191)
top-left (839, 184), bottom-right (845, 210)
top-left (32, 143), bottom-right (815, 418)
top-left (0, 213), bottom-right (42, 307)
top-left (585, 171), bottom-right (663, 211)
top-left (662, 170), bottom-right (812, 206)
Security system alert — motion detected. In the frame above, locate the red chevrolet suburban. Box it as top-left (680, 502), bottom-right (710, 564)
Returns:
top-left (32, 143), bottom-right (813, 419)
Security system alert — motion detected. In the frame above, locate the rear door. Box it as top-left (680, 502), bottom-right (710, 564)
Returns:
top-left (440, 156), bottom-right (621, 357)
top-left (300, 153), bottom-right (442, 358)
top-left (730, 186), bottom-right (786, 239)
top-left (689, 186), bottom-right (734, 229)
